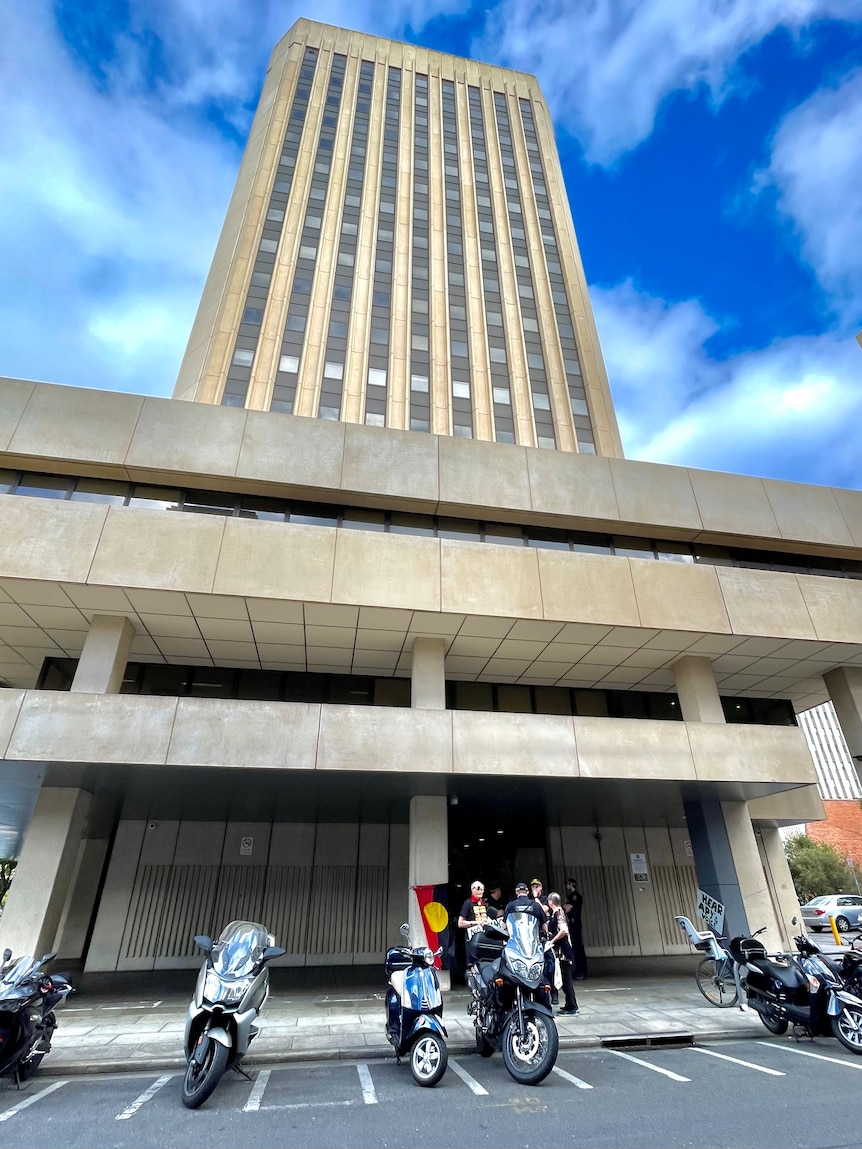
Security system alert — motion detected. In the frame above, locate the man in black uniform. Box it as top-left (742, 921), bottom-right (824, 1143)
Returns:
top-left (564, 877), bottom-right (587, 980)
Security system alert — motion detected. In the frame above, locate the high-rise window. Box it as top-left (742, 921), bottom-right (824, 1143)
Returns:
top-left (408, 74), bottom-right (431, 433)
top-left (364, 68), bottom-right (401, 427)
top-left (494, 93), bottom-right (556, 449)
top-left (519, 99), bottom-right (595, 453)
top-left (441, 81), bottom-right (472, 438)
top-left (222, 47), bottom-right (318, 408)
top-left (317, 60), bottom-right (375, 421)
top-left (270, 53), bottom-right (348, 414)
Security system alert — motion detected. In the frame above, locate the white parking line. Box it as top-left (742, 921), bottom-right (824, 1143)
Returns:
top-left (0, 1081), bottom-right (67, 1123)
top-left (756, 1041), bottom-right (862, 1070)
top-left (552, 1065), bottom-right (593, 1089)
top-left (607, 1049), bottom-right (690, 1082)
top-left (448, 1059), bottom-right (489, 1096)
top-left (691, 1047), bottom-right (784, 1076)
top-left (357, 1063), bottom-right (378, 1104)
top-left (115, 1073), bottom-right (175, 1120)
top-left (243, 1069), bottom-right (271, 1112)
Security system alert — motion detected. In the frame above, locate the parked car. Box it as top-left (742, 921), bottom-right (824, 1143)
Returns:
top-left (802, 895), bottom-right (862, 932)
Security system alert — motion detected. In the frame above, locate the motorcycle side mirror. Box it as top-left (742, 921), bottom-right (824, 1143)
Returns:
top-left (263, 946), bottom-right (286, 961)
top-left (2, 948), bottom-right (11, 962)
top-left (400, 923), bottom-right (410, 938)
top-left (194, 935), bottom-right (213, 953)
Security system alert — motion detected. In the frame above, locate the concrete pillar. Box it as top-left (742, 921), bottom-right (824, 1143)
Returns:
top-left (683, 798), bottom-right (783, 946)
top-left (672, 656), bottom-right (725, 724)
top-left (70, 615), bottom-right (135, 694)
top-left (756, 825), bottom-right (802, 949)
top-left (411, 637), bottom-right (446, 710)
top-left (0, 787), bottom-right (91, 959)
top-left (824, 667), bottom-right (862, 762)
top-left (409, 795), bottom-right (449, 988)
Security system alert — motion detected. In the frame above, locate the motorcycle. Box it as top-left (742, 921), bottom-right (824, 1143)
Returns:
top-left (183, 921), bottom-right (285, 1109)
top-left (728, 926), bottom-right (862, 1052)
top-left (0, 947), bottom-right (73, 1083)
top-left (384, 923), bottom-right (448, 1087)
top-left (466, 913), bottom-right (559, 1085)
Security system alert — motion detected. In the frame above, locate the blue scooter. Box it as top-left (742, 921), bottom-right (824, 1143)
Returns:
top-left (384, 923), bottom-right (448, 1086)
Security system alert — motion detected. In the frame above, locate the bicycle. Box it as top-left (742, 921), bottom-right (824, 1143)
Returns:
top-left (674, 915), bottom-right (739, 1008)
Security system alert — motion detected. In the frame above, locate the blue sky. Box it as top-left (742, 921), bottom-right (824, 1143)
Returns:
top-left (1, 1), bottom-right (860, 488)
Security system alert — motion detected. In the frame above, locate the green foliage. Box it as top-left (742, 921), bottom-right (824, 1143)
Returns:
top-left (0, 858), bottom-right (16, 906)
top-left (784, 835), bottom-right (856, 903)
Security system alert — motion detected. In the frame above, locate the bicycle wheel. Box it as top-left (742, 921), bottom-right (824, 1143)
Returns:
top-left (695, 956), bottom-right (738, 1007)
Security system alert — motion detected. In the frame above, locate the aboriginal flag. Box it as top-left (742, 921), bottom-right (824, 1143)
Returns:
top-left (412, 884), bottom-right (453, 970)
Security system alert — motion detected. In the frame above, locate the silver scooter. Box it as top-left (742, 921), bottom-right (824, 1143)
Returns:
top-left (182, 920), bottom-right (285, 1108)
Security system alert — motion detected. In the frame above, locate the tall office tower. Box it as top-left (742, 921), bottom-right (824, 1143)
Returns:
top-left (174, 20), bottom-right (622, 457)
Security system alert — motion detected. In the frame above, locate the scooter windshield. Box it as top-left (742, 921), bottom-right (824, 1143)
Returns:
top-left (210, 921), bottom-right (269, 978)
top-left (505, 912), bottom-right (541, 961)
top-left (0, 956), bottom-right (36, 986)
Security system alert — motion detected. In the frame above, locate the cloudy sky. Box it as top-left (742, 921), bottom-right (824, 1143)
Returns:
top-left (1, 1), bottom-right (861, 487)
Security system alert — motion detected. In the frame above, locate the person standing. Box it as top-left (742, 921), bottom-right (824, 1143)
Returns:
top-left (487, 884), bottom-right (505, 917)
top-left (564, 876), bottom-right (587, 980)
top-left (530, 878), bottom-right (555, 1004)
top-left (548, 892), bottom-right (579, 1015)
top-left (458, 880), bottom-right (492, 965)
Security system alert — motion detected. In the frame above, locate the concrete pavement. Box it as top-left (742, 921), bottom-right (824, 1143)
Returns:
top-left (45, 970), bottom-right (770, 1076)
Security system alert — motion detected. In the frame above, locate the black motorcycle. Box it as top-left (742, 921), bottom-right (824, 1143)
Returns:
top-left (466, 913), bottom-right (558, 1085)
top-left (0, 948), bottom-right (73, 1083)
top-left (730, 929), bottom-right (862, 1052)
top-left (384, 924), bottom-right (448, 1087)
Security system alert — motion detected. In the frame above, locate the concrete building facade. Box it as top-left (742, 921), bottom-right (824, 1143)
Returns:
top-left (1, 19), bottom-right (859, 976)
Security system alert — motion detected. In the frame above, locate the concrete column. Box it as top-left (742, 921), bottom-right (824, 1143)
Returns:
top-left (683, 798), bottom-right (783, 945)
top-left (672, 656), bottom-right (725, 724)
top-left (824, 667), bottom-right (862, 761)
top-left (411, 637), bottom-right (446, 710)
top-left (756, 825), bottom-right (802, 949)
top-left (70, 615), bottom-right (135, 694)
top-left (408, 795), bottom-right (449, 987)
top-left (0, 787), bottom-right (91, 959)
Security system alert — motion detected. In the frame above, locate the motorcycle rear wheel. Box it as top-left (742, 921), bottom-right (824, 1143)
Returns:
top-left (758, 1003), bottom-right (789, 1035)
top-left (182, 1037), bottom-right (230, 1109)
top-left (695, 957), bottom-right (738, 1007)
top-left (501, 1009), bottom-right (558, 1085)
top-left (410, 1032), bottom-right (448, 1087)
top-left (832, 1006), bottom-right (862, 1054)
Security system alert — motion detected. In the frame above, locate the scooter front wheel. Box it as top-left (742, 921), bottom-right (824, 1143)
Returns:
top-left (832, 1006), bottom-right (862, 1054)
top-left (182, 1037), bottom-right (230, 1108)
top-left (410, 1032), bottom-right (448, 1087)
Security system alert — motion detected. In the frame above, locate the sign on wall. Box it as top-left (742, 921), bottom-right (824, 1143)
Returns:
top-left (630, 853), bottom-right (650, 883)
top-left (696, 888), bottom-right (725, 934)
top-left (240, 836), bottom-right (254, 857)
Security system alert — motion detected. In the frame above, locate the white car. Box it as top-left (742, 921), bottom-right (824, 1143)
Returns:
top-left (801, 895), bottom-right (862, 932)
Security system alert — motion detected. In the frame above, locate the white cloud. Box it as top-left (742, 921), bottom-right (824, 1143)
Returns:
top-left (593, 281), bottom-right (862, 487)
top-left (476, 0), bottom-right (862, 164)
top-left (759, 68), bottom-right (862, 320)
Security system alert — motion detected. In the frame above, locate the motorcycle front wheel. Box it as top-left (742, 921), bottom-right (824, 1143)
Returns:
top-left (182, 1037), bottom-right (230, 1109)
top-left (758, 1002), bottom-right (789, 1035)
top-left (832, 1006), bottom-right (862, 1054)
top-left (410, 1032), bottom-right (448, 1087)
top-left (501, 1009), bottom-right (558, 1085)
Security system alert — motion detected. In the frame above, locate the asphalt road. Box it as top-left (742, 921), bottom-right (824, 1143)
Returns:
top-left (1, 1035), bottom-right (861, 1149)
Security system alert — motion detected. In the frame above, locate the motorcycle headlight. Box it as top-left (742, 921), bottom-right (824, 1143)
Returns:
top-left (203, 972), bottom-right (246, 1004)
top-left (529, 961), bottom-right (543, 980)
top-left (510, 959), bottom-right (528, 979)
top-left (421, 948), bottom-right (434, 967)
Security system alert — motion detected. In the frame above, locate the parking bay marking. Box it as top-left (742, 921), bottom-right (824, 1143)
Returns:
top-left (448, 1059), bottom-right (489, 1096)
top-left (552, 1065), bottom-right (593, 1089)
top-left (606, 1049), bottom-right (690, 1082)
top-left (357, 1064), bottom-right (378, 1104)
top-left (243, 1069), bottom-right (271, 1112)
top-left (115, 1073), bottom-right (175, 1121)
top-left (690, 1047), bottom-right (784, 1076)
top-left (0, 1081), bottom-right (67, 1123)
top-left (756, 1041), bottom-right (862, 1070)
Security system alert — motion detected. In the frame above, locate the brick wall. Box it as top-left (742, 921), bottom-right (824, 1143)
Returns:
top-left (806, 800), bottom-right (862, 866)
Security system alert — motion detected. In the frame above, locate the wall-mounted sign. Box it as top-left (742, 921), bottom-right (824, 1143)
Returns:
top-left (684, 839), bottom-right (694, 857)
top-left (240, 836), bottom-right (254, 857)
top-left (630, 852), bottom-right (650, 883)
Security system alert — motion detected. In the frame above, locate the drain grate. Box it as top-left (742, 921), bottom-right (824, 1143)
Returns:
top-left (601, 1032), bottom-right (694, 1050)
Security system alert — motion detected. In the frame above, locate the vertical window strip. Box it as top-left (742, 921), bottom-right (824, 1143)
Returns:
top-left (317, 60), bottom-right (375, 421)
top-left (468, 87), bottom-right (515, 445)
top-left (442, 80), bottom-right (472, 438)
top-left (222, 47), bottom-right (319, 408)
top-left (408, 73), bottom-right (431, 433)
top-left (518, 98), bottom-right (595, 453)
top-left (363, 67), bottom-right (401, 427)
top-left (270, 53), bottom-right (348, 414)
top-left (493, 93), bottom-right (556, 449)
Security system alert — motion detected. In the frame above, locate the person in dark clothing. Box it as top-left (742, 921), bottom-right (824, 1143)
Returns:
top-left (458, 880), bottom-right (493, 966)
top-left (564, 876), bottom-right (587, 980)
top-left (530, 878), bottom-right (556, 1003)
top-left (487, 884), bottom-right (505, 917)
top-left (548, 892), bottom-right (579, 1015)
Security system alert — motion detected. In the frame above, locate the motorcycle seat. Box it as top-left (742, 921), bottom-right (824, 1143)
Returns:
top-left (747, 956), bottom-right (805, 987)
